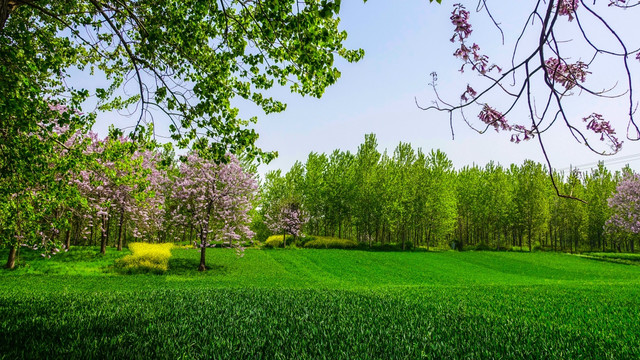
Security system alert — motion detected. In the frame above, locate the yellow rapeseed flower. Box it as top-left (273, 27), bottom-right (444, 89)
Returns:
top-left (116, 242), bottom-right (174, 273)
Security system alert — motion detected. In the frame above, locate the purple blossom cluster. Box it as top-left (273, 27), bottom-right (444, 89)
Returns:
top-left (510, 124), bottom-right (535, 144)
top-left (453, 43), bottom-right (501, 75)
top-left (478, 104), bottom-right (511, 132)
top-left (558, 0), bottom-right (579, 21)
top-left (450, 3), bottom-right (472, 43)
top-left (583, 113), bottom-right (623, 152)
top-left (450, 4), bottom-right (501, 75)
top-left (544, 57), bottom-right (590, 90)
top-left (460, 85), bottom-right (477, 102)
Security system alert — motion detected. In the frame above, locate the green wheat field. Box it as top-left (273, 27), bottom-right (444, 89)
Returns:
top-left (2, 247), bottom-right (640, 359)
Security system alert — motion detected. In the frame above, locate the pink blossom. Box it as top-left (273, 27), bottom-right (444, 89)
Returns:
top-left (478, 104), bottom-right (511, 132)
top-left (558, 0), bottom-right (579, 21)
top-left (545, 57), bottom-right (589, 90)
top-left (460, 85), bottom-right (477, 102)
top-left (583, 113), bottom-right (623, 152)
top-left (450, 3), bottom-right (472, 42)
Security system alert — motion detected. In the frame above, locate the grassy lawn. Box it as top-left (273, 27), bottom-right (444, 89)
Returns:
top-left (1, 247), bottom-right (640, 358)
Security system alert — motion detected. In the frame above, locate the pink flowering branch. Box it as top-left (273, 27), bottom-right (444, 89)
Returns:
top-left (544, 57), bottom-right (589, 90)
top-left (417, 0), bottom-right (639, 201)
top-left (583, 113), bottom-right (623, 152)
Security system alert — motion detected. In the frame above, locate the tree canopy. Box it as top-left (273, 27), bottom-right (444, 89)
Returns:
top-left (1, 0), bottom-right (368, 162)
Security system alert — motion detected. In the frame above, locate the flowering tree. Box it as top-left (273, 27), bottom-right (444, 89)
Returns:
top-left (419, 1), bottom-right (638, 200)
top-left (172, 153), bottom-right (257, 271)
top-left (606, 173), bottom-right (640, 252)
top-left (265, 202), bottom-right (309, 247)
top-left (72, 131), bottom-right (167, 254)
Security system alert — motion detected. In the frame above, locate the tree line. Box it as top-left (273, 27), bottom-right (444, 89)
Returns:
top-left (259, 134), bottom-right (636, 253)
top-left (3, 126), bottom-right (638, 271)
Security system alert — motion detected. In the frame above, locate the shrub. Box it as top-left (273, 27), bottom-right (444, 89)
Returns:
top-left (304, 237), bottom-right (358, 249)
top-left (115, 242), bottom-right (174, 274)
top-left (295, 236), bottom-right (314, 247)
top-left (264, 238), bottom-right (283, 248)
top-left (264, 235), bottom-right (295, 248)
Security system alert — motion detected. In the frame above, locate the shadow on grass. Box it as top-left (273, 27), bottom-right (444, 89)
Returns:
top-left (576, 254), bottom-right (640, 266)
top-left (167, 257), bottom-right (227, 275)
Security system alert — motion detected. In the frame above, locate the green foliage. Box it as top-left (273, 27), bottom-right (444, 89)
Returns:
top-left (304, 236), bottom-right (358, 249)
top-left (1, 1), bottom-right (368, 162)
top-left (115, 243), bottom-right (173, 274)
top-left (587, 252), bottom-right (640, 261)
top-left (249, 210), bottom-right (270, 243)
top-left (465, 243), bottom-right (494, 251)
top-left (264, 134), bottom-right (630, 253)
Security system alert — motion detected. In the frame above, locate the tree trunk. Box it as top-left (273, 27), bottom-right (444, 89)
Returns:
top-left (198, 229), bottom-right (207, 271)
top-left (283, 231), bottom-right (287, 248)
top-left (198, 245), bottom-right (207, 271)
top-left (65, 228), bottom-right (71, 250)
top-left (5, 246), bottom-right (16, 269)
top-left (100, 215), bottom-right (107, 254)
top-left (519, 231), bottom-right (523, 249)
top-left (117, 212), bottom-right (124, 251)
top-left (106, 215), bottom-right (112, 247)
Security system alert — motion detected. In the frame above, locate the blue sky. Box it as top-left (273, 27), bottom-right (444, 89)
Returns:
top-left (93, 1), bottom-right (640, 176)
top-left (248, 1), bottom-right (640, 177)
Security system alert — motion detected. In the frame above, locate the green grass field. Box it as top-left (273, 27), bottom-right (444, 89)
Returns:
top-left (2, 247), bottom-right (640, 359)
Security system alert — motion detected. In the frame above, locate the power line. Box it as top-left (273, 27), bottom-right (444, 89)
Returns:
top-left (559, 152), bottom-right (640, 172)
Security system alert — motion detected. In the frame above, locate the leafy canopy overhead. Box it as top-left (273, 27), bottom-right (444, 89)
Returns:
top-left (1, 0), bottom-right (369, 162)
